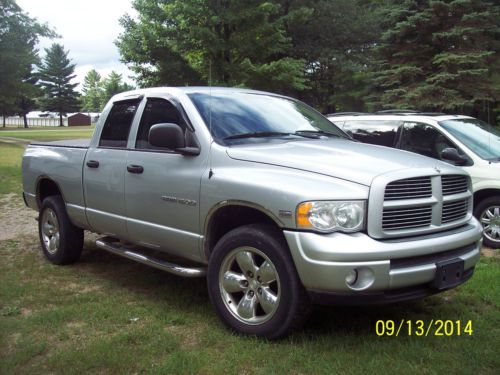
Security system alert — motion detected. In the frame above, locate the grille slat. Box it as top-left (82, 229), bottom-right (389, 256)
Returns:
top-left (442, 175), bottom-right (468, 196)
top-left (442, 198), bottom-right (468, 223)
top-left (384, 177), bottom-right (432, 201)
top-left (383, 205), bottom-right (432, 230)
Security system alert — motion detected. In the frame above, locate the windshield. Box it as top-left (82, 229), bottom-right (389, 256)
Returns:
top-left (187, 92), bottom-right (348, 144)
top-left (439, 118), bottom-right (500, 161)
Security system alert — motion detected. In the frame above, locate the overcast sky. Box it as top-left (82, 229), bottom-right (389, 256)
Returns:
top-left (17, 0), bottom-right (135, 91)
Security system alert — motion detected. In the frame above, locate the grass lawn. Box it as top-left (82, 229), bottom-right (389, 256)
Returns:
top-left (0, 143), bottom-right (24, 194)
top-left (0, 130), bottom-right (499, 374)
top-left (0, 126), bottom-right (94, 142)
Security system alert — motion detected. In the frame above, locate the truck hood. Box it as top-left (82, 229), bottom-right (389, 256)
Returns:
top-left (226, 139), bottom-right (454, 186)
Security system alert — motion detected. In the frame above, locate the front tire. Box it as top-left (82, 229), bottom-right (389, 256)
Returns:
top-left (474, 196), bottom-right (500, 249)
top-left (38, 196), bottom-right (84, 264)
top-left (207, 224), bottom-right (310, 339)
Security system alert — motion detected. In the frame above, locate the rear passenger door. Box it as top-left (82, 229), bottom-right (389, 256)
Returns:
top-left (83, 98), bottom-right (141, 238)
top-left (124, 97), bottom-right (205, 261)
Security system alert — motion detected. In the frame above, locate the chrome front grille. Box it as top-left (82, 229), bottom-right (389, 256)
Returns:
top-left (442, 175), bottom-right (468, 196)
top-left (442, 198), bottom-right (469, 223)
top-left (382, 205), bottom-right (432, 230)
top-left (369, 172), bottom-right (472, 238)
top-left (384, 177), bottom-right (432, 201)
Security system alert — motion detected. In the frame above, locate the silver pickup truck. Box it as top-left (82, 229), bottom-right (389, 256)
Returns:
top-left (22, 87), bottom-right (483, 339)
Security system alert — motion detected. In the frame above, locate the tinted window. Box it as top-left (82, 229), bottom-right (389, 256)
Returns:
top-left (135, 98), bottom-right (185, 149)
top-left (99, 100), bottom-right (139, 148)
top-left (343, 120), bottom-right (400, 147)
top-left (400, 122), bottom-right (462, 161)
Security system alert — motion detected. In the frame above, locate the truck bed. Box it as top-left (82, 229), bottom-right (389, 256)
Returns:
top-left (30, 138), bottom-right (90, 148)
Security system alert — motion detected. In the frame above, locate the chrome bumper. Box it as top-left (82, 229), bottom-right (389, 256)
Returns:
top-left (284, 217), bottom-right (483, 294)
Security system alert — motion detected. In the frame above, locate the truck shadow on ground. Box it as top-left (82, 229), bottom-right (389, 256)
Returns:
top-left (72, 238), bottom-right (464, 339)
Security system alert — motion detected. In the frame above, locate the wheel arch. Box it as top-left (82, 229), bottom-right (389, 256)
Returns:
top-left (203, 201), bottom-right (285, 260)
top-left (36, 176), bottom-right (66, 209)
top-left (473, 188), bottom-right (500, 208)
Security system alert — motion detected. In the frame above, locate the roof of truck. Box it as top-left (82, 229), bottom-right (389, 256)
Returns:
top-left (112, 86), bottom-right (279, 102)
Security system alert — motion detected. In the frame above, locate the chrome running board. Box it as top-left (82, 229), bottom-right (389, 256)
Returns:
top-left (95, 237), bottom-right (206, 278)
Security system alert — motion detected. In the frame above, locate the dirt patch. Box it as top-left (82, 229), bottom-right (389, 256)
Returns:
top-left (481, 247), bottom-right (499, 258)
top-left (0, 193), bottom-right (38, 241)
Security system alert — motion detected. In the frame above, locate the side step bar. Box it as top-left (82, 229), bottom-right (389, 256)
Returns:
top-left (95, 237), bottom-right (207, 278)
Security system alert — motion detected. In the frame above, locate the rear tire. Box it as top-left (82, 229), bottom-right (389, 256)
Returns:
top-left (207, 224), bottom-right (311, 339)
top-left (474, 196), bottom-right (500, 249)
top-left (38, 196), bottom-right (83, 264)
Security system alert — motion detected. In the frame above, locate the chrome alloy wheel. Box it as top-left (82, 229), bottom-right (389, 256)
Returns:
top-left (41, 208), bottom-right (60, 254)
top-left (480, 205), bottom-right (500, 244)
top-left (219, 247), bottom-right (281, 325)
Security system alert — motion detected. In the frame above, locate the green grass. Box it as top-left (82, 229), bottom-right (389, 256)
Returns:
top-left (0, 143), bottom-right (24, 194)
top-left (0, 127), bottom-right (499, 374)
top-left (0, 238), bottom-right (498, 375)
top-left (0, 126), bottom-right (94, 141)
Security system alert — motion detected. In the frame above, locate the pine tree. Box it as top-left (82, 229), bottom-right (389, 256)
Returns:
top-left (81, 69), bottom-right (104, 112)
top-left (372, 0), bottom-right (500, 112)
top-left (38, 43), bottom-right (80, 126)
top-left (0, 0), bottom-right (53, 126)
top-left (117, 0), bottom-right (308, 93)
top-left (102, 71), bottom-right (134, 104)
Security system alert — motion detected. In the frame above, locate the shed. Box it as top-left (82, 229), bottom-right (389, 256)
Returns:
top-left (68, 113), bottom-right (91, 126)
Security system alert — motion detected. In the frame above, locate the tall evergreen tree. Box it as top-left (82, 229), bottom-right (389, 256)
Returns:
top-left (102, 71), bottom-right (134, 104)
top-left (116, 0), bottom-right (308, 93)
top-left (0, 0), bottom-right (53, 126)
top-left (371, 0), bottom-right (500, 113)
top-left (81, 69), bottom-right (104, 112)
top-left (38, 43), bottom-right (80, 126)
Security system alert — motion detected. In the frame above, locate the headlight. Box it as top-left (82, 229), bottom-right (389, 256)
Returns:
top-left (296, 201), bottom-right (366, 233)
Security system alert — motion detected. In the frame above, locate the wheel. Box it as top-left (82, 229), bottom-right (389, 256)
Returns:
top-left (207, 224), bottom-right (311, 339)
top-left (474, 196), bottom-right (500, 249)
top-left (38, 195), bottom-right (84, 264)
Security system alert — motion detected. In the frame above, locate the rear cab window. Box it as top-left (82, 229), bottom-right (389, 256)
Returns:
top-left (99, 100), bottom-right (140, 148)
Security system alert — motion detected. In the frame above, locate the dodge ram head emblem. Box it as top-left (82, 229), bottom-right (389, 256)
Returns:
top-left (435, 166), bottom-right (441, 173)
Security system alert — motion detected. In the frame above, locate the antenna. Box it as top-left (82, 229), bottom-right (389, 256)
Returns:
top-left (208, 59), bottom-right (214, 179)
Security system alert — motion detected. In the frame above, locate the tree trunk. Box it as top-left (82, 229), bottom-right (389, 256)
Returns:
top-left (2, 115), bottom-right (5, 127)
top-left (23, 114), bottom-right (28, 128)
top-left (59, 113), bottom-right (63, 127)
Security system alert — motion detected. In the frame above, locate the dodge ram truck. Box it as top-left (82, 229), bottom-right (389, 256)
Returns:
top-left (22, 87), bottom-right (483, 339)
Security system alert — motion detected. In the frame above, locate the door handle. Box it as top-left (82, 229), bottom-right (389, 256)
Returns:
top-left (127, 164), bottom-right (144, 174)
top-left (86, 160), bottom-right (99, 168)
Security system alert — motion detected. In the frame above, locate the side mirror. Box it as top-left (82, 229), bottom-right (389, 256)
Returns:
top-left (148, 123), bottom-right (200, 155)
top-left (149, 123), bottom-right (185, 149)
top-left (441, 147), bottom-right (468, 166)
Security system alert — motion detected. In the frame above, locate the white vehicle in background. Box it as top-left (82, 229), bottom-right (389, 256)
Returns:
top-left (328, 112), bottom-right (500, 248)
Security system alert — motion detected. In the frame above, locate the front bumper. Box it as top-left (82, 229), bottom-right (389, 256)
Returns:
top-left (284, 217), bottom-right (483, 302)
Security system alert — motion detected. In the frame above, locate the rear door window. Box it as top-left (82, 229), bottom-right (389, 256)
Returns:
top-left (99, 100), bottom-right (140, 148)
top-left (343, 120), bottom-right (400, 147)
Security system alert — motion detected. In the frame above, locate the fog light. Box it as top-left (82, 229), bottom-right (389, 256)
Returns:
top-left (345, 269), bottom-right (358, 286)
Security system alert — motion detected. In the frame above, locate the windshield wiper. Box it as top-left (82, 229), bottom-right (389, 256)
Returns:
top-left (294, 129), bottom-right (344, 138)
top-left (223, 131), bottom-right (292, 140)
